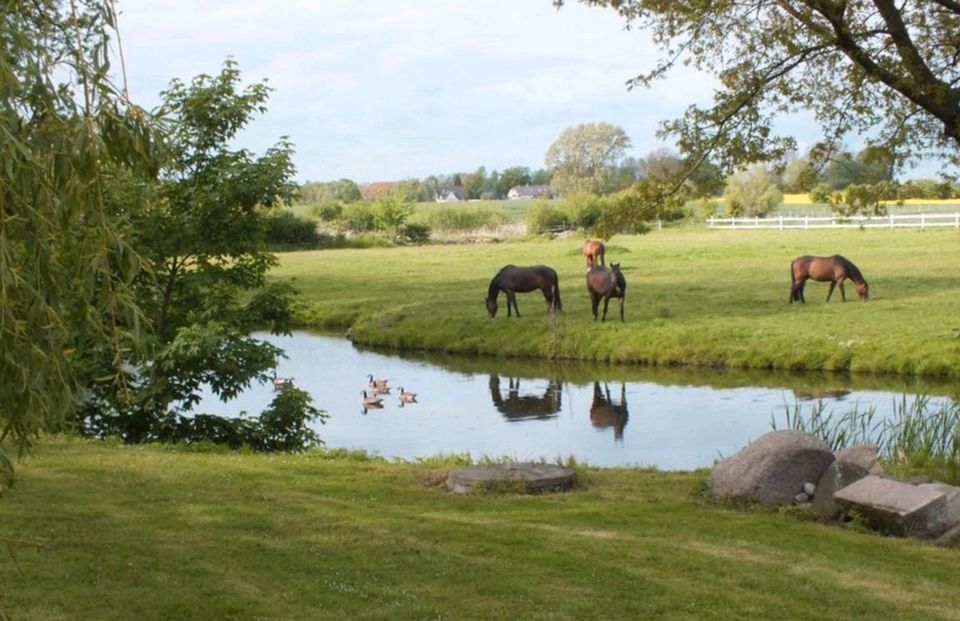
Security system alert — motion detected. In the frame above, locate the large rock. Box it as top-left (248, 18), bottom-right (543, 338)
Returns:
top-left (834, 476), bottom-right (953, 538)
top-left (811, 461), bottom-right (841, 521)
top-left (710, 430), bottom-right (835, 506)
top-left (836, 444), bottom-right (883, 486)
top-left (811, 444), bottom-right (885, 521)
top-left (446, 462), bottom-right (575, 494)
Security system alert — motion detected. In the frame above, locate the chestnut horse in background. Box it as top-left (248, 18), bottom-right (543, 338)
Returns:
top-left (485, 264), bottom-right (561, 317)
top-left (586, 262), bottom-right (626, 322)
top-left (583, 239), bottom-right (605, 268)
top-left (789, 255), bottom-right (869, 303)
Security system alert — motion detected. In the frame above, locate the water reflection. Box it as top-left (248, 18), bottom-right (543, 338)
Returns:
top-left (793, 388), bottom-right (852, 401)
top-left (590, 382), bottom-right (629, 441)
top-left (193, 331), bottom-right (959, 469)
top-left (489, 375), bottom-right (562, 422)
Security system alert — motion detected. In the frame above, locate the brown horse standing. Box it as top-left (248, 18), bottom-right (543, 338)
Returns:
top-left (586, 262), bottom-right (626, 322)
top-left (789, 255), bottom-right (869, 303)
top-left (485, 265), bottom-right (561, 317)
top-left (583, 239), bottom-right (606, 268)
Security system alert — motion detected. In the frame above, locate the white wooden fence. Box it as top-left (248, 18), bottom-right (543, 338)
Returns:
top-left (707, 213), bottom-right (960, 230)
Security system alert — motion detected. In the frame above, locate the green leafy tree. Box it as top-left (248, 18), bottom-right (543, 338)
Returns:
top-left (496, 166), bottom-right (533, 196)
top-left (782, 157), bottom-right (820, 193)
top-left (372, 191), bottom-right (414, 239)
top-left (0, 0), bottom-right (160, 480)
top-left (545, 122), bottom-right (632, 196)
top-left (559, 1), bottom-right (960, 177)
top-left (82, 61), bottom-right (301, 443)
top-left (724, 165), bottom-right (783, 217)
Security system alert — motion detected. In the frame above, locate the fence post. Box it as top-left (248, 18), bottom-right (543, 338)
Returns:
top-left (779, 215), bottom-right (783, 231)
top-left (921, 213), bottom-right (925, 229)
top-left (956, 213), bottom-right (959, 230)
top-left (658, 218), bottom-right (662, 231)
top-left (804, 215), bottom-right (809, 230)
top-left (889, 213), bottom-right (894, 228)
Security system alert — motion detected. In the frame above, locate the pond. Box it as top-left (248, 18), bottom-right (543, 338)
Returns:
top-left (195, 332), bottom-right (957, 469)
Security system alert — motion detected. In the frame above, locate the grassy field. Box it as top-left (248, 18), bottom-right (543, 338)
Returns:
top-left (1, 437), bottom-right (958, 620)
top-left (280, 227), bottom-right (960, 378)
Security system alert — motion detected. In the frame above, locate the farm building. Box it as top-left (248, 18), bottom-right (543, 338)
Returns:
top-left (507, 184), bottom-right (552, 200)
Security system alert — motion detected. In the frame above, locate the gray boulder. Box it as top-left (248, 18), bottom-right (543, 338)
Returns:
top-left (710, 430), bottom-right (835, 506)
top-left (836, 444), bottom-right (883, 486)
top-left (811, 461), bottom-right (841, 521)
top-left (811, 444), bottom-right (885, 521)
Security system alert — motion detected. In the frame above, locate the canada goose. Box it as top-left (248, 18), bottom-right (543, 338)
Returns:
top-left (361, 390), bottom-right (384, 407)
top-left (398, 387), bottom-right (417, 403)
top-left (367, 374), bottom-right (389, 390)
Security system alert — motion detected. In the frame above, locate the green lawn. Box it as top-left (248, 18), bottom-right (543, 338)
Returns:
top-left (280, 227), bottom-right (960, 378)
top-left (2, 438), bottom-right (958, 620)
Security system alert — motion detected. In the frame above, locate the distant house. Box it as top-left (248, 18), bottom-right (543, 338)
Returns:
top-left (507, 184), bottom-right (552, 200)
top-left (435, 186), bottom-right (466, 202)
top-left (361, 181), bottom-right (401, 201)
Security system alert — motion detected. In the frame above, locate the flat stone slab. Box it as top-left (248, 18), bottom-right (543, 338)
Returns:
top-left (835, 475), bottom-right (949, 538)
top-left (447, 462), bottom-right (575, 494)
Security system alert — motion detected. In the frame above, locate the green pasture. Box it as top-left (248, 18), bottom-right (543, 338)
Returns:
top-left (280, 227), bottom-right (960, 378)
top-left (2, 437), bottom-right (958, 620)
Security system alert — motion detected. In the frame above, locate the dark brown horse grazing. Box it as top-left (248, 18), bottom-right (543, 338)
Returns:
top-left (583, 239), bottom-right (606, 268)
top-left (586, 262), bottom-right (626, 322)
top-left (485, 265), bottom-right (561, 317)
top-left (789, 255), bottom-right (869, 303)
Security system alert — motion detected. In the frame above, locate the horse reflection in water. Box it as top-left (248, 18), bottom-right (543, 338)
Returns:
top-left (488, 375), bottom-right (562, 422)
top-left (792, 388), bottom-right (851, 401)
top-left (590, 382), bottom-right (629, 440)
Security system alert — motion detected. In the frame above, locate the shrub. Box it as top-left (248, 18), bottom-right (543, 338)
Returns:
top-left (410, 204), bottom-right (508, 233)
top-left (312, 201), bottom-right (343, 221)
top-left (724, 164), bottom-right (782, 217)
top-left (525, 201), bottom-right (570, 234)
top-left (809, 183), bottom-right (834, 204)
top-left (264, 210), bottom-right (320, 247)
top-left (557, 192), bottom-right (605, 229)
top-left (399, 221), bottom-right (431, 243)
top-left (338, 202), bottom-right (377, 233)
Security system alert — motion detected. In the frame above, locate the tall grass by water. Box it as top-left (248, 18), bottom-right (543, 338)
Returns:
top-left (773, 395), bottom-right (960, 482)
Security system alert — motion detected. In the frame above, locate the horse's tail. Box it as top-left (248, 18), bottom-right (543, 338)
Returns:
top-left (553, 278), bottom-right (562, 311)
top-left (789, 260), bottom-right (797, 301)
top-left (599, 244), bottom-right (606, 267)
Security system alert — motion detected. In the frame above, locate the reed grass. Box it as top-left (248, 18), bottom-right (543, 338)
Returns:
top-left (773, 395), bottom-right (960, 483)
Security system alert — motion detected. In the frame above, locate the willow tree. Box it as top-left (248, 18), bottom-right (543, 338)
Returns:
top-left (0, 0), bottom-right (159, 487)
top-left (558, 0), bottom-right (960, 177)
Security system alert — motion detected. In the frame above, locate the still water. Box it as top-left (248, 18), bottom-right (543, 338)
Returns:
top-left (195, 332), bottom-right (956, 469)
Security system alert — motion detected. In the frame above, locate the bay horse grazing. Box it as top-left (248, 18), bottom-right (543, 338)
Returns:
top-left (583, 239), bottom-right (606, 268)
top-left (485, 265), bottom-right (561, 318)
top-left (586, 262), bottom-right (626, 322)
top-left (789, 255), bottom-right (869, 303)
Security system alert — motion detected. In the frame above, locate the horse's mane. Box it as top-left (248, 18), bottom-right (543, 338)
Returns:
top-left (834, 255), bottom-right (866, 283)
top-left (488, 265), bottom-right (515, 299)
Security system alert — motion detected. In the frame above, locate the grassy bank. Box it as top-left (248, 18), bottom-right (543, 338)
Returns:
top-left (279, 227), bottom-right (960, 378)
top-left (1, 438), bottom-right (958, 620)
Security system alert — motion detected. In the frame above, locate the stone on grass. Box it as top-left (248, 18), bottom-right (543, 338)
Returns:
top-left (811, 461), bottom-right (841, 521)
top-left (836, 444), bottom-right (883, 486)
top-left (446, 462), bottom-right (574, 494)
top-left (834, 475), bottom-right (952, 538)
top-left (710, 430), bottom-right (834, 506)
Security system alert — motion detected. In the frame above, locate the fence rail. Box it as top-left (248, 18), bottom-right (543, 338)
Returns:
top-left (707, 213), bottom-right (960, 230)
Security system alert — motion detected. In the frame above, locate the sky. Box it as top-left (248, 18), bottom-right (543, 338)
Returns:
top-left (113, 1), bottom-right (939, 184)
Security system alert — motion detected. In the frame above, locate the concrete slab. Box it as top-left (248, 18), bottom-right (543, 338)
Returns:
top-left (447, 462), bottom-right (575, 494)
top-left (835, 475), bottom-right (948, 538)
